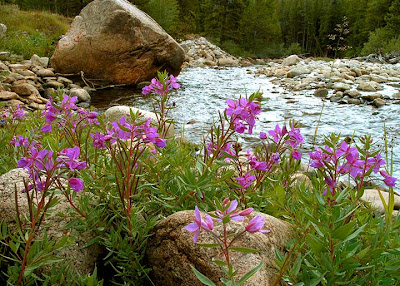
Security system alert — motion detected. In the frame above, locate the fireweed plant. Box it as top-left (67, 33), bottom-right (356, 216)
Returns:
top-left (186, 199), bottom-right (269, 285)
top-left (0, 73), bottom-right (399, 285)
top-left (142, 71), bottom-right (180, 138)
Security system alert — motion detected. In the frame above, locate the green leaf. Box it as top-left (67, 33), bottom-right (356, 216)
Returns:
top-left (237, 261), bottom-right (263, 285)
top-left (197, 243), bottom-right (221, 248)
top-left (342, 223), bottom-right (366, 243)
top-left (191, 266), bottom-right (216, 286)
top-left (230, 247), bottom-right (260, 254)
top-left (332, 220), bottom-right (356, 240)
top-left (212, 259), bottom-right (228, 267)
top-left (220, 277), bottom-right (233, 286)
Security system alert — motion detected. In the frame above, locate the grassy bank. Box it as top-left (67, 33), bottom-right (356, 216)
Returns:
top-left (0, 4), bottom-right (71, 59)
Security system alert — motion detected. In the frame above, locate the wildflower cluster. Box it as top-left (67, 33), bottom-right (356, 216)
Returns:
top-left (17, 146), bottom-right (86, 192)
top-left (225, 97), bottom-right (261, 135)
top-left (41, 95), bottom-right (99, 134)
top-left (309, 136), bottom-right (396, 196)
top-left (90, 116), bottom-right (166, 149)
top-left (1, 104), bottom-right (25, 127)
top-left (142, 74), bottom-right (180, 97)
top-left (234, 122), bottom-right (304, 199)
top-left (186, 199), bottom-right (269, 285)
top-left (141, 72), bottom-right (180, 138)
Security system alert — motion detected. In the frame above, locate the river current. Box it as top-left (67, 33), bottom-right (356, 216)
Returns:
top-left (91, 66), bottom-right (400, 191)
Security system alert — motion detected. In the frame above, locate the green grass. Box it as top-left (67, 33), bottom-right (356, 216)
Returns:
top-left (0, 4), bottom-right (71, 59)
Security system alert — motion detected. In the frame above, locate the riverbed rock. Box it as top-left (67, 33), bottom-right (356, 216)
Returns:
top-left (69, 88), bottom-right (91, 103)
top-left (332, 82), bottom-right (351, 91)
top-left (282, 55), bottom-right (301, 66)
top-left (361, 93), bottom-right (382, 101)
top-left (50, 0), bottom-right (185, 85)
top-left (0, 91), bottom-right (19, 100)
top-left (11, 82), bottom-right (40, 96)
top-left (0, 168), bottom-right (103, 275)
top-left (0, 23), bottom-right (7, 38)
top-left (146, 210), bottom-right (291, 286)
top-left (30, 54), bottom-right (49, 68)
top-left (360, 189), bottom-right (400, 216)
top-left (357, 81), bottom-right (382, 92)
top-left (35, 68), bottom-right (55, 77)
top-left (104, 105), bottom-right (174, 138)
top-left (314, 88), bottom-right (328, 98)
top-left (372, 98), bottom-right (386, 107)
top-left (287, 67), bottom-right (310, 78)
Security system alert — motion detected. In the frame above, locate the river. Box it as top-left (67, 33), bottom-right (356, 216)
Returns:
top-left (91, 66), bottom-right (400, 191)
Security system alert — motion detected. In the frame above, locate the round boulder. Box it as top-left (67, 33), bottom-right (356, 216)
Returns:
top-left (50, 0), bottom-right (185, 85)
top-left (146, 210), bottom-right (291, 286)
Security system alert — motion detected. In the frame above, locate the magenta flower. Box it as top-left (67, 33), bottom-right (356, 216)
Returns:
top-left (259, 132), bottom-right (267, 140)
top-left (69, 178), bottom-right (84, 192)
top-left (291, 150), bottom-right (302, 160)
top-left (236, 172), bottom-right (256, 188)
top-left (225, 97), bottom-right (261, 135)
top-left (215, 199), bottom-right (250, 222)
top-left (268, 124), bottom-right (286, 143)
top-left (380, 170), bottom-right (396, 187)
top-left (57, 147), bottom-right (86, 171)
top-left (245, 215), bottom-right (270, 233)
top-left (18, 148), bottom-right (53, 171)
top-left (185, 206), bottom-right (213, 243)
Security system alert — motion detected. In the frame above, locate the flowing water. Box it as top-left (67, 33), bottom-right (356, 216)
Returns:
top-left (91, 66), bottom-right (400, 191)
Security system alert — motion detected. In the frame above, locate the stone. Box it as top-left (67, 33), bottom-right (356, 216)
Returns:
top-left (43, 81), bottom-right (64, 89)
top-left (9, 63), bottom-right (31, 70)
top-left (332, 82), bottom-right (351, 91)
top-left (104, 105), bottom-right (174, 138)
top-left (218, 57), bottom-right (239, 66)
top-left (36, 68), bottom-right (55, 77)
top-left (0, 91), bottom-right (19, 100)
top-left (286, 67), bottom-right (310, 78)
top-left (282, 55), bottom-right (301, 66)
top-left (314, 88), bottom-right (328, 98)
top-left (357, 81), bottom-right (382, 92)
top-left (30, 54), bottom-right (49, 68)
top-left (15, 69), bottom-right (36, 77)
top-left (57, 76), bottom-right (73, 85)
top-left (69, 88), bottom-right (91, 102)
top-left (372, 98), bottom-right (385, 107)
top-left (0, 51), bottom-right (10, 61)
top-left (146, 210), bottom-right (291, 286)
top-left (50, 0), bottom-right (185, 85)
top-left (361, 93), bottom-right (382, 101)
top-left (0, 23), bottom-right (7, 38)
top-left (0, 169), bottom-right (103, 275)
top-left (392, 92), bottom-right (400, 100)
top-left (347, 98), bottom-right (361, 105)
top-left (11, 83), bottom-right (39, 96)
top-left (345, 89), bottom-right (361, 98)
top-left (360, 189), bottom-right (400, 216)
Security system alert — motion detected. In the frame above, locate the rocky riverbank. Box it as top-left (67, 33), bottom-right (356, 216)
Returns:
top-left (0, 53), bottom-right (91, 110)
top-left (180, 37), bottom-right (265, 68)
top-left (252, 55), bottom-right (400, 107)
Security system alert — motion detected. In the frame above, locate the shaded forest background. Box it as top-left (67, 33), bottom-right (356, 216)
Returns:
top-left (1, 0), bottom-right (399, 58)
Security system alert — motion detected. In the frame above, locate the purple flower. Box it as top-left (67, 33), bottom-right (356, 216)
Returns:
top-left (18, 148), bottom-right (53, 171)
top-left (57, 147), bottom-right (86, 171)
top-left (291, 150), bottom-right (302, 160)
top-left (185, 206), bottom-right (213, 243)
top-left (245, 215), bottom-right (270, 233)
top-left (259, 132), bottom-right (267, 140)
top-left (226, 97), bottom-right (261, 135)
top-left (380, 170), bottom-right (396, 187)
top-left (215, 199), bottom-right (248, 222)
top-left (271, 152), bottom-right (280, 164)
top-left (69, 178), bottom-right (84, 192)
top-left (236, 172), bottom-right (256, 188)
top-left (268, 124), bottom-right (286, 143)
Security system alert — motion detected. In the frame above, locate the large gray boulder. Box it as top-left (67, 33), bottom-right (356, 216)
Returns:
top-left (50, 0), bottom-right (185, 85)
